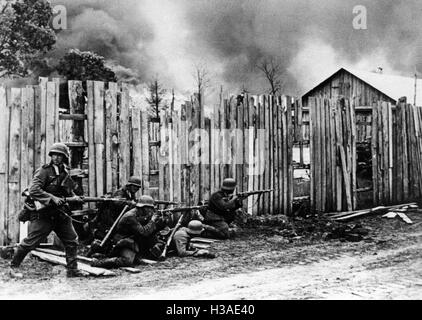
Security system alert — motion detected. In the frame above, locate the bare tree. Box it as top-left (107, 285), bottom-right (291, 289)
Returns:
top-left (146, 77), bottom-right (166, 118)
top-left (193, 64), bottom-right (211, 106)
top-left (256, 57), bottom-right (285, 95)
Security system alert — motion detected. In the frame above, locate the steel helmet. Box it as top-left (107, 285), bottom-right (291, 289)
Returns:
top-left (48, 143), bottom-right (70, 160)
top-left (135, 195), bottom-right (155, 208)
top-left (221, 178), bottom-right (237, 191)
top-left (127, 176), bottom-right (142, 188)
top-left (186, 220), bottom-right (204, 235)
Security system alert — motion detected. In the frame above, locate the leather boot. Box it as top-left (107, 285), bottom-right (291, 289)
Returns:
top-left (10, 246), bottom-right (29, 268)
top-left (8, 247), bottom-right (28, 279)
top-left (65, 246), bottom-right (88, 277)
top-left (91, 257), bottom-right (123, 269)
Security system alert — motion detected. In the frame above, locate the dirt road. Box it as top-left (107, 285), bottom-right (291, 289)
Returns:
top-left (129, 243), bottom-right (422, 300)
top-left (1, 214), bottom-right (422, 300)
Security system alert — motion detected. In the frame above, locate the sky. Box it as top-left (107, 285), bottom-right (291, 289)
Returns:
top-left (46, 0), bottom-right (422, 101)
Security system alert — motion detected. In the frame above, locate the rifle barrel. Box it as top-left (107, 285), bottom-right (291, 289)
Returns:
top-left (159, 205), bottom-right (207, 214)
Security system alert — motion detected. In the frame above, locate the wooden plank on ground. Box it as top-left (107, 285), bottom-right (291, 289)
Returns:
top-left (30, 250), bottom-right (115, 276)
top-left (35, 248), bottom-right (93, 263)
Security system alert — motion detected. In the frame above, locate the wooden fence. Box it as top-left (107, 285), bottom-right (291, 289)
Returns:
top-left (4, 78), bottom-right (421, 245)
top-left (160, 94), bottom-right (295, 216)
top-left (0, 79), bottom-right (297, 245)
top-left (372, 98), bottom-right (422, 205)
top-left (309, 97), bottom-right (357, 213)
top-left (309, 96), bottom-right (422, 213)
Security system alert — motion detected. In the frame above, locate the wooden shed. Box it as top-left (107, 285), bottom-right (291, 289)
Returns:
top-left (301, 67), bottom-right (422, 108)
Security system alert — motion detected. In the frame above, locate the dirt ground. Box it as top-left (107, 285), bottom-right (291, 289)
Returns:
top-left (1, 210), bottom-right (422, 300)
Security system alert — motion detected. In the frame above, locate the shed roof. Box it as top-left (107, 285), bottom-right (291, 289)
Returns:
top-left (302, 67), bottom-right (422, 106)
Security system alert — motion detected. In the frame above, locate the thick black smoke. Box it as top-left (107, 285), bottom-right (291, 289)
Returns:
top-left (47, 0), bottom-right (422, 96)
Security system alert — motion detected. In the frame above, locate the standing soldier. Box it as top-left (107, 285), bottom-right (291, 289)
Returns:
top-left (91, 195), bottom-right (164, 269)
top-left (202, 178), bottom-right (243, 239)
top-left (9, 143), bottom-right (85, 278)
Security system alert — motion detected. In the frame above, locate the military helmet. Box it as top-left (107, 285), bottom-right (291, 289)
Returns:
top-left (135, 195), bottom-right (155, 208)
top-left (186, 220), bottom-right (204, 235)
top-left (127, 176), bottom-right (142, 188)
top-left (48, 143), bottom-right (70, 160)
top-left (221, 178), bottom-right (237, 191)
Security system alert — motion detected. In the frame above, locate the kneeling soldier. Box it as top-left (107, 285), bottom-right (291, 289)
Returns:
top-left (9, 143), bottom-right (85, 278)
top-left (91, 195), bottom-right (162, 269)
top-left (202, 178), bottom-right (242, 239)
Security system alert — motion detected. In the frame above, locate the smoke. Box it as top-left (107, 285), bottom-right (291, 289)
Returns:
top-left (46, 0), bottom-right (422, 98)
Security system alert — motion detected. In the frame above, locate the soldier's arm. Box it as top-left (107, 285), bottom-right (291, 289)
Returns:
top-left (130, 220), bottom-right (157, 238)
top-left (173, 231), bottom-right (197, 257)
top-left (210, 193), bottom-right (242, 213)
top-left (28, 168), bottom-right (57, 205)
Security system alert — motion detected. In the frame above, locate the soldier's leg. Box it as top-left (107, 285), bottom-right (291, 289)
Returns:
top-left (53, 215), bottom-right (80, 275)
top-left (202, 220), bottom-right (230, 240)
top-left (91, 248), bottom-right (136, 269)
top-left (11, 218), bottom-right (53, 268)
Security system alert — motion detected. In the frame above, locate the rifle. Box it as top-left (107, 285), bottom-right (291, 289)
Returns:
top-left (157, 205), bottom-right (207, 260)
top-left (235, 189), bottom-right (274, 199)
top-left (158, 205), bottom-right (208, 214)
top-left (80, 197), bottom-right (181, 206)
top-left (22, 193), bottom-right (180, 213)
top-left (99, 204), bottom-right (130, 248)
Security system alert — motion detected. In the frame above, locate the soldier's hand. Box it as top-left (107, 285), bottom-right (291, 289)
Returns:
top-left (151, 212), bottom-right (161, 222)
top-left (52, 196), bottom-right (65, 206)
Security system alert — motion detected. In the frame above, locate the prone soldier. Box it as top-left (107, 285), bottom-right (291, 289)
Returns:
top-left (172, 220), bottom-right (215, 258)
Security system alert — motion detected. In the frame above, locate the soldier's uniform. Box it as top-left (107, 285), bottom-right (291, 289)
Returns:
top-left (9, 143), bottom-right (85, 278)
top-left (91, 195), bottom-right (164, 269)
top-left (202, 178), bottom-right (242, 239)
top-left (172, 221), bottom-right (216, 258)
top-left (92, 176), bottom-right (141, 240)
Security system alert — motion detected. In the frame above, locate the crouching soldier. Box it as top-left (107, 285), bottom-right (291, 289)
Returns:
top-left (172, 220), bottom-right (215, 258)
top-left (202, 178), bottom-right (242, 240)
top-left (91, 176), bottom-right (142, 240)
top-left (9, 143), bottom-right (86, 278)
top-left (91, 195), bottom-right (164, 269)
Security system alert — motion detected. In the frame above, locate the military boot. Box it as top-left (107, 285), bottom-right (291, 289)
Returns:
top-left (8, 246), bottom-right (29, 279)
top-left (65, 246), bottom-right (88, 278)
top-left (91, 257), bottom-right (122, 269)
